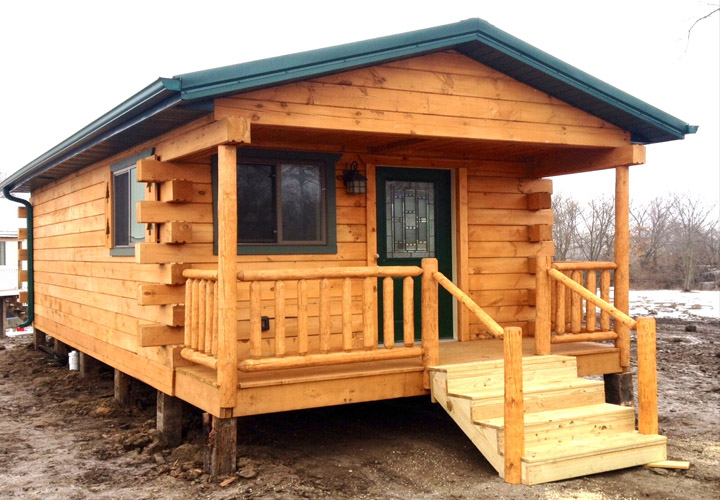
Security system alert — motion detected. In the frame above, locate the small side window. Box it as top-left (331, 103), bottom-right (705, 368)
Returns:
top-left (110, 149), bottom-right (153, 256)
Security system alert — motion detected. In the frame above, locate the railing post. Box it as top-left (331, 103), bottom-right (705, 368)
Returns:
top-left (503, 326), bottom-right (524, 484)
top-left (217, 145), bottom-right (238, 412)
top-left (637, 317), bottom-right (658, 434)
top-left (421, 258), bottom-right (439, 389)
top-left (534, 256), bottom-right (551, 355)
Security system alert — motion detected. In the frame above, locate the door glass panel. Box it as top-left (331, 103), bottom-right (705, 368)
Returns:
top-left (385, 180), bottom-right (435, 258)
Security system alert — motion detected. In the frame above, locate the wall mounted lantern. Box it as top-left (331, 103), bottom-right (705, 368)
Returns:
top-left (341, 161), bottom-right (367, 195)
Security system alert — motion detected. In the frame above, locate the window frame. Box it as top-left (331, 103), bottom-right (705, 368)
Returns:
top-left (212, 148), bottom-right (340, 255)
top-left (109, 149), bottom-right (153, 257)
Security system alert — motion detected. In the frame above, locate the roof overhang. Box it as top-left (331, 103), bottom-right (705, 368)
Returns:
top-left (2, 18), bottom-right (697, 194)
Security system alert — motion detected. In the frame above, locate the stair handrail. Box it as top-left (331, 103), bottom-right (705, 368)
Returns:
top-left (432, 271), bottom-right (504, 338)
top-left (548, 268), bottom-right (636, 330)
top-left (548, 268), bottom-right (658, 437)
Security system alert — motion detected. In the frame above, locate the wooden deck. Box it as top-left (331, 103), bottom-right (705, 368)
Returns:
top-left (174, 338), bottom-right (620, 417)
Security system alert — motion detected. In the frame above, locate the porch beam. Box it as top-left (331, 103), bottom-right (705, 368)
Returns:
top-left (528, 145), bottom-right (645, 178)
top-left (155, 116), bottom-right (250, 162)
top-left (216, 145), bottom-right (238, 410)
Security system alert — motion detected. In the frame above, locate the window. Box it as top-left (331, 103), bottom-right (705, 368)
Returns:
top-left (110, 149), bottom-right (152, 256)
top-left (0, 241), bottom-right (5, 266)
top-left (212, 148), bottom-right (340, 254)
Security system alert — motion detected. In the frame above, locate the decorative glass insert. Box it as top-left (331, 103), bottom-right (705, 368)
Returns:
top-left (385, 180), bottom-right (435, 259)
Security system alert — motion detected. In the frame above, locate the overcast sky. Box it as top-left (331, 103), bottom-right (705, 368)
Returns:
top-left (0, 0), bottom-right (718, 210)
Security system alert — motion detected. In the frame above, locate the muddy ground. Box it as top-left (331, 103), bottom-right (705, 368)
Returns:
top-left (1, 317), bottom-right (718, 500)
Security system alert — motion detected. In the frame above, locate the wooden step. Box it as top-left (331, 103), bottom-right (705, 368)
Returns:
top-left (432, 355), bottom-right (576, 380)
top-left (522, 432), bottom-right (667, 485)
top-left (447, 363), bottom-right (579, 394)
top-left (480, 403), bottom-right (636, 452)
top-left (459, 378), bottom-right (607, 421)
top-left (430, 359), bottom-right (667, 485)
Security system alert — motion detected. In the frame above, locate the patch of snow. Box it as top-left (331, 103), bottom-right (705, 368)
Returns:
top-left (5, 326), bottom-right (33, 337)
top-left (629, 290), bottom-right (719, 321)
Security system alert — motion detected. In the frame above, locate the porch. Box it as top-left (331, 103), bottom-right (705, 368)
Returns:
top-left (172, 256), bottom-right (659, 484)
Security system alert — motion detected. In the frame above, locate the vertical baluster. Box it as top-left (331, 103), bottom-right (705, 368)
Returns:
top-left (555, 278), bottom-right (565, 334)
top-left (550, 273), bottom-right (556, 331)
top-left (249, 281), bottom-right (262, 359)
top-left (586, 270), bottom-right (597, 332)
top-left (363, 277), bottom-right (375, 349)
top-left (403, 276), bottom-right (414, 347)
top-left (383, 277), bottom-right (394, 349)
top-left (571, 270), bottom-right (582, 333)
top-left (184, 279), bottom-right (192, 348)
top-left (197, 280), bottom-right (207, 353)
top-left (564, 271), bottom-right (572, 331)
top-left (601, 270), bottom-right (611, 331)
top-left (191, 279), bottom-right (200, 350)
top-left (205, 279), bottom-right (215, 354)
top-left (297, 280), bottom-right (308, 355)
top-left (275, 281), bottom-right (286, 357)
top-left (211, 281), bottom-right (218, 356)
top-left (319, 278), bottom-right (331, 354)
top-left (342, 278), bottom-right (353, 352)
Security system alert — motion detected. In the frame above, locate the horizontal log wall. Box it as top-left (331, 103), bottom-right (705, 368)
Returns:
top-left (465, 175), bottom-right (553, 338)
top-left (30, 115), bottom-right (218, 395)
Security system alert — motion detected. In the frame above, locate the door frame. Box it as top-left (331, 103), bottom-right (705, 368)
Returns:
top-left (375, 166), bottom-right (456, 341)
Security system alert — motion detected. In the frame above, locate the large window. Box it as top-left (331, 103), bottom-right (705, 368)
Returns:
top-left (213, 148), bottom-right (340, 254)
top-left (110, 150), bottom-right (152, 256)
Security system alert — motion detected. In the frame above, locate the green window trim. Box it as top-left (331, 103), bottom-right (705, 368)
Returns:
top-left (212, 148), bottom-right (340, 255)
top-left (109, 148), bottom-right (154, 257)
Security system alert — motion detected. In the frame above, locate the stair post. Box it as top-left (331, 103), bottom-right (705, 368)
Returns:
top-left (637, 317), bottom-right (658, 434)
top-left (421, 258), bottom-right (439, 390)
top-left (534, 256), bottom-right (552, 355)
top-left (503, 326), bottom-right (524, 484)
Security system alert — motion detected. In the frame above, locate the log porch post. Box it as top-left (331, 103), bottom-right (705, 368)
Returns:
top-left (614, 166), bottom-right (630, 369)
top-left (217, 145), bottom-right (238, 411)
top-left (604, 165), bottom-right (634, 406)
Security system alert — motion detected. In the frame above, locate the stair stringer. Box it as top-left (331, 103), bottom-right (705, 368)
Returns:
top-left (429, 370), bottom-right (505, 477)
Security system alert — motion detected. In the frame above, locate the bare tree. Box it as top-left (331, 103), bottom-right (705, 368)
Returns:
top-left (577, 197), bottom-right (615, 261)
top-left (631, 196), bottom-right (673, 271)
top-left (552, 194), bottom-right (581, 260)
top-left (670, 194), bottom-right (717, 291)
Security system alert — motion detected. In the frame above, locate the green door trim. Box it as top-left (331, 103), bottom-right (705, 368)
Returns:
top-left (376, 167), bottom-right (454, 341)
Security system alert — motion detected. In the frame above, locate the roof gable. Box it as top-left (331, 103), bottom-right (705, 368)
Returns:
top-left (2, 18), bottom-right (696, 193)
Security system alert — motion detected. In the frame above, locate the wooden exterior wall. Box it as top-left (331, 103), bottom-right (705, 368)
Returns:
top-left (29, 51), bottom-right (625, 395)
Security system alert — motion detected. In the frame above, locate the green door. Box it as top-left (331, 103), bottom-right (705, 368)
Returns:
top-left (376, 167), bottom-right (453, 341)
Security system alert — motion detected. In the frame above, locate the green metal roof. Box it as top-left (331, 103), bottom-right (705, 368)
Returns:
top-left (2, 18), bottom-right (697, 193)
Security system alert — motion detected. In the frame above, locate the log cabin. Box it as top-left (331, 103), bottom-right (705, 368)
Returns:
top-left (1, 19), bottom-right (697, 484)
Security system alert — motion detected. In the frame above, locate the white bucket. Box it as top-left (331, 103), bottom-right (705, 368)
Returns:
top-left (68, 350), bottom-right (79, 371)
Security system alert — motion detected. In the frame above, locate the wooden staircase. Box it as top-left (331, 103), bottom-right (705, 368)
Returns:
top-left (429, 355), bottom-right (666, 485)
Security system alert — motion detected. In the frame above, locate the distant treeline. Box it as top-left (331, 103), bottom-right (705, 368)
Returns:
top-left (553, 193), bottom-right (718, 290)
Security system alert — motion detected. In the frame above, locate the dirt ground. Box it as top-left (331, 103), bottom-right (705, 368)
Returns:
top-left (1, 317), bottom-right (718, 500)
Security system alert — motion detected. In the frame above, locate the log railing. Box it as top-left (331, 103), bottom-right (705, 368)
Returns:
top-left (549, 261), bottom-right (620, 342)
top-left (548, 266), bottom-right (658, 437)
top-left (431, 263), bottom-right (524, 484)
top-left (432, 271), bottom-right (504, 338)
top-left (180, 269), bottom-right (220, 370)
top-left (236, 265), bottom-right (425, 372)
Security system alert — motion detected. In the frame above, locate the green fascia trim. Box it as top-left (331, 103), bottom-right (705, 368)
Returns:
top-left (0, 78), bottom-right (181, 193)
top-left (175, 23), bottom-right (482, 99)
top-left (462, 22), bottom-right (696, 141)
top-left (175, 18), bottom-right (696, 142)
